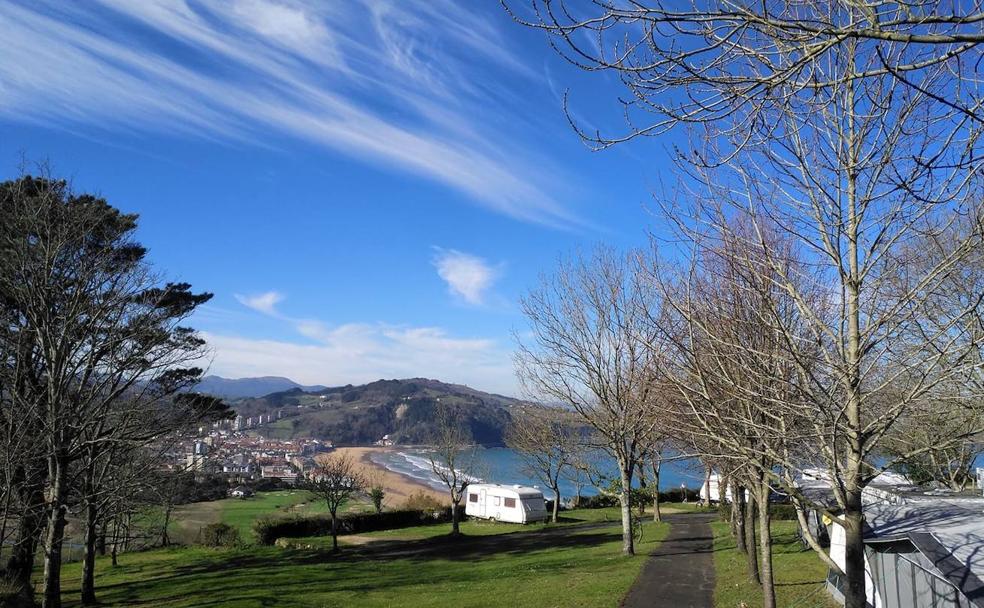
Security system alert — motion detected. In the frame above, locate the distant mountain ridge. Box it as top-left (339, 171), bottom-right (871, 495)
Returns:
top-left (194, 375), bottom-right (328, 399)
top-left (227, 377), bottom-right (524, 447)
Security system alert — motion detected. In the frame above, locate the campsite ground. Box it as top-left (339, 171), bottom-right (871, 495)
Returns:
top-left (50, 499), bottom-right (837, 608)
top-left (56, 507), bottom-right (670, 608)
top-left (711, 521), bottom-right (839, 608)
top-left (170, 489), bottom-right (356, 544)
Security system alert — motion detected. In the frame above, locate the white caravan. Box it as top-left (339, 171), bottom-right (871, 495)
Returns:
top-left (465, 484), bottom-right (548, 524)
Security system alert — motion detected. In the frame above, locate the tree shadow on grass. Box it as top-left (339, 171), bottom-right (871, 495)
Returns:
top-left (74, 524), bottom-right (630, 606)
top-left (775, 579), bottom-right (826, 587)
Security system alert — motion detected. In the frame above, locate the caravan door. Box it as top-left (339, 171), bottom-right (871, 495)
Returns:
top-left (479, 488), bottom-right (487, 518)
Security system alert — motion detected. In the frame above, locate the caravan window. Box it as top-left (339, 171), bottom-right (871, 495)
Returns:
top-left (468, 493), bottom-right (478, 503)
top-left (504, 497), bottom-right (516, 508)
top-left (492, 496), bottom-right (500, 506)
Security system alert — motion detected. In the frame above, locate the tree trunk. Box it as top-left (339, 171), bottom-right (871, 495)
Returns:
top-left (122, 511), bottom-right (132, 552)
top-left (5, 462), bottom-right (45, 595)
top-left (734, 484), bottom-right (747, 554)
top-left (451, 501), bottom-right (461, 536)
top-left (842, 57), bottom-right (867, 608)
top-left (42, 457), bottom-right (68, 608)
top-left (618, 463), bottom-right (634, 556)
top-left (110, 513), bottom-right (119, 568)
top-left (757, 483), bottom-right (776, 608)
top-left (842, 487), bottom-right (866, 608)
top-left (651, 461), bottom-right (661, 523)
top-left (97, 521), bottom-right (107, 557)
top-left (744, 494), bottom-right (760, 585)
top-left (550, 485), bottom-right (560, 523)
top-left (330, 512), bottom-right (339, 552)
top-left (6, 491), bottom-right (43, 594)
top-left (81, 502), bottom-right (99, 605)
top-left (160, 503), bottom-right (172, 547)
top-left (702, 466), bottom-right (713, 507)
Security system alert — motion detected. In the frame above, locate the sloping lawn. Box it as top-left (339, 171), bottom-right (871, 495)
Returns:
top-left (347, 505), bottom-right (698, 540)
top-left (219, 490), bottom-right (329, 541)
top-left (56, 517), bottom-right (669, 608)
top-left (712, 520), bottom-right (839, 608)
top-left (171, 490), bottom-right (371, 544)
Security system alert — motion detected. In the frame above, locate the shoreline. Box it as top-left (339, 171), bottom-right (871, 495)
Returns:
top-left (332, 446), bottom-right (448, 508)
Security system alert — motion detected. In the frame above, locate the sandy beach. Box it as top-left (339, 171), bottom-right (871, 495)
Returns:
top-left (332, 447), bottom-right (448, 508)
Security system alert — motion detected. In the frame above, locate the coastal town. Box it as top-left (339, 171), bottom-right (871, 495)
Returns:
top-left (164, 413), bottom-right (334, 485)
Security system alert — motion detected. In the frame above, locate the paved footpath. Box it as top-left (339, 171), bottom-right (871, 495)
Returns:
top-left (621, 512), bottom-right (717, 608)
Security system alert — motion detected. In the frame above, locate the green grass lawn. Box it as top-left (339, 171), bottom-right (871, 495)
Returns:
top-left (711, 521), bottom-right (838, 608)
top-left (290, 507), bottom-right (643, 543)
top-left (263, 419), bottom-right (297, 440)
top-left (56, 514), bottom-right (670, 608)
top-left (219, 490), bottom-right (329, 541)
top-left (170, 490), bottom-right (372, 544)
top-left (326, 504), bottom-right (706, 542)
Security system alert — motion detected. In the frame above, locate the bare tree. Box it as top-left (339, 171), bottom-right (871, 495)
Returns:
top-left (307, 453), bottom-right (366, 552)
top-left (562, 440), bottom-right (598, 509)
top-left (78, 393), bottom-right (227, 604)
top-left (638, 439), bottom-right (672, 523)
top-left (882, 401), bottom-right (984, 491)
top-left (647, 223), bottom-right (829, 608)
top-left (505, 406), bottom-right (579, 523)
top-left (503, 0), bottom-right (984, 144)
top-left (517, 247), bottom-right (664, 555)
top-left (0, 174), bottom-right (215, 608)
top-left (508, 5), bottom-right (984, 605)
top-left (429, 405), bottom-right (476, 536)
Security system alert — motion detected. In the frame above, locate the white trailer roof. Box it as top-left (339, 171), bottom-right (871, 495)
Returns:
top-left (468, 483), bottom-right (544, 497)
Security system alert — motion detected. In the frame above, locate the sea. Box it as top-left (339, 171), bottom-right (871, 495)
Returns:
top-left (367, 446), bottom-right (705, 500)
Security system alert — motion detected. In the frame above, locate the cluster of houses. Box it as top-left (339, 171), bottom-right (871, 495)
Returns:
top-left (702, 470), bottom-right (984, 608)
top-left (164, 429), bottom-right (333, 484)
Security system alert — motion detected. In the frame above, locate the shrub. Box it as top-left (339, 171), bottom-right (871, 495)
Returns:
top-left (716, 501), bottom-right (800, 521)
top-left (0, 577), bottom-right (30, 607)
top-left (199, 523), bottom-right (240, 547)
top-left (577, 493), bottom-right (619, 509)
top-left (769, 503), bottom-right (799, 520)
top-left (576, 487), bottom-right (701, 510)
top-left (403, 490), bottom-right (445, 511)
top-left (254, 508), bottom-right (454, 546)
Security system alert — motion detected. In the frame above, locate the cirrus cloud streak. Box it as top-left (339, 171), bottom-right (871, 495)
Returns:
top-left (0, 0), bottom-right (583, 229)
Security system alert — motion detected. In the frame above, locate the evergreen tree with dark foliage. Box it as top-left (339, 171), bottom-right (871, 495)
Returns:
top-left (0, 172), bottom-right (226, 607)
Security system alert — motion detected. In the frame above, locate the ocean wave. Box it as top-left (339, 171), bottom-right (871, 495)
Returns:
top-left (369, 449), bottom-right (483, 491)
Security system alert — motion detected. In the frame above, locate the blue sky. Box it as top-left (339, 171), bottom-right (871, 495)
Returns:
top-left (0, 0), bottom-right (680, 396)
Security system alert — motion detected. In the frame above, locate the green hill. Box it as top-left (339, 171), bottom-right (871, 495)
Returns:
top-left (225, 378), bottom-right (522, 446)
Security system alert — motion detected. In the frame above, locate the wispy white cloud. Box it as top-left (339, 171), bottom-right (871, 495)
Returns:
top-left (218, 286), bottom-right (516, 393)
top-left (234, 291), bottom-right (285, 316)
top-left (200, 324), bottom-right (517, 396)
top-left (432, 248), bottom-right (501, 306)
top-left (0, 0), bottom-right (583, 228)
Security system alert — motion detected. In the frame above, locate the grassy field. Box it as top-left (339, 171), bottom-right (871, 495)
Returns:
top-left (293, 505), bottom-right (672, 544)
top-left (170, 490), bottom-right (370, 544)
top-left (263, 418), bottom-right (298, 440)
top-left (168, 493), bottom-right (703, 546)
top-left (56, 509), bottom-right (670, 608)
top-left (711, 521), bottom-right (838, 608)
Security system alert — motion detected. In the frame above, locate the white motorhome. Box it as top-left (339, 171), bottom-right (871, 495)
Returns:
top-left (464, 483), bottom-right (548, 524)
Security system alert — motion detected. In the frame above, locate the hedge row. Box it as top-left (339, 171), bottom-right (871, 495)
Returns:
top-left (716, 502), bottom-right (800, 521)
top-left (576, 487), bottom-right (701, 509)
top-left (254, 508), bottom-right (454, 545)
